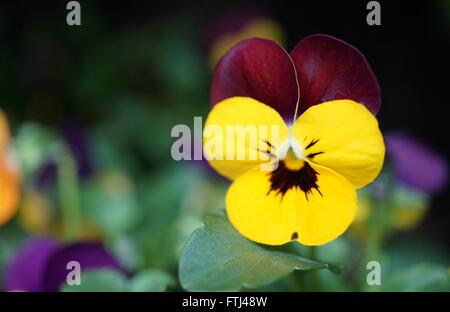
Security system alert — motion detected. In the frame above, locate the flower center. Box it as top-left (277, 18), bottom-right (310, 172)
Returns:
top-left (267, 143), bottom-right (322, 200)
top-left (268, 160), bottom-right (322, 200)
top-left (263, 137), bottom-right (324, 200)
top-left (283, 150), bottom-right (305, 171)
top-left (278, 136), bottom-right (304, 160)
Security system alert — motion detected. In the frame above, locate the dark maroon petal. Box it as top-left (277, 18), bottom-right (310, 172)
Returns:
top-left (4, 237), bottom-right (60, 292)
top-left (42, 242), bottom-right (124, 292)
top-left (290, 34), bottom-right (381, 115)
top-left (386, 132), bottom-right (448, 194)
top-left (211, 38), bottom-right (299, 119)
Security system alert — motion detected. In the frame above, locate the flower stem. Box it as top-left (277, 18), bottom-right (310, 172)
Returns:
top-left (57, 148), bottom-right (82, 241)
top-left (367, 201), bottom-right (384, 261)
top-left (363, 173), bottom-right (394, 290)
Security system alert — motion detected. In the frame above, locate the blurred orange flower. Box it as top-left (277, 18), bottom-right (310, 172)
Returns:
top-left (0, 109), bottom-right (20, 226)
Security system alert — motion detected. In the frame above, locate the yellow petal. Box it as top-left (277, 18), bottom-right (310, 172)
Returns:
top-left (204, 97), bottom-right (288, 180)
top-left (226, 161), bottom-right (356, 246)
top-left (292, 100), bottom-right (385, 189)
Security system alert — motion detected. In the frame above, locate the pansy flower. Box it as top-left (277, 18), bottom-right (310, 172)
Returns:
top-left (203, 35), bottom-right (385, 246)
top-left (0, 109), bottom-right (20, 226)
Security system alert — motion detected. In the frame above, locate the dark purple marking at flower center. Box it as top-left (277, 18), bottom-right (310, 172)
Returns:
top-left (303, 138), bottom-right (324, 159)
top-left (268, 161), bottom-right (322, 200)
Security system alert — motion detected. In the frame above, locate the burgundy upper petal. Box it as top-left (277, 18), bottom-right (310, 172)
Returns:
top-left (290, 34), bottom-right (381, 115)
top-left (211, 38), bottom-right (299, 119)
top-left (41, 242), bottom-right (124, 292)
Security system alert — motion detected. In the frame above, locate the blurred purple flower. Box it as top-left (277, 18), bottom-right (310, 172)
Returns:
top-left (35, 161), bottom-right (57, 188)
top-left (4, 238), bottom-right (124, 292)
top-left (35, 121), bottom-right (93, 187)
top-left (4, 238), bottom-right (59, 292)
top-left (62, 121), bottom-right (93, 178)
top-left (386, 132), bottom-right (448, 194)
top-left (42, 242), bottom-right (124, 291)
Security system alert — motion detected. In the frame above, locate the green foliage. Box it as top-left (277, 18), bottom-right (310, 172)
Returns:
top-left (62, 269), bottom-right (126, 292)
top-left (129, 270), bottom-right (176, 292)
top-left (130, 165), bottom-right (201, 271)
top-left (61, 269), bottom-right (174, 292)
top-left (81, 171), bottom-right (140, 238)
top-left (179, 214), bottom-right (332, 291)
top-left (381, 263), bottom-right (449, 291)
top-left (12, 123), bottom-right (60, 179)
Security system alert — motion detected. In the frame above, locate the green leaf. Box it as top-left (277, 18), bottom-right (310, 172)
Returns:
top-left (381, 263), bottom-right (449, 291)
top-left (179, 214), bottom-right (332, 291)
top-left (61, 269), bottom-right (127, 292)
top-left (132, 165), bottom-right (201, 270)
top-left (129, 270), bottom-right (175, 292)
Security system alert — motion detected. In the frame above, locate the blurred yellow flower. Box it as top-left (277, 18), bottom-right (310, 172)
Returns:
top-left (19, 188), bottom-right (53, 234)
top-left (350, 185), bottom-right (429, 240)
top-left (390, 186), bottom-right (429, 231)
top-left (209, 17), bottom-right (284, 68)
